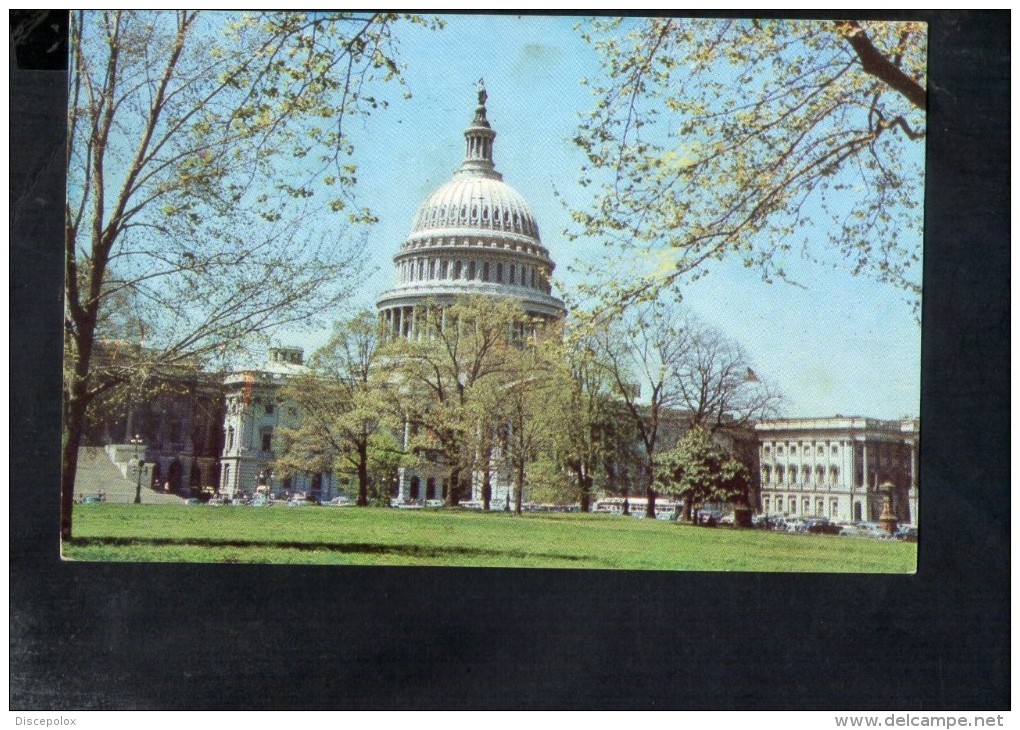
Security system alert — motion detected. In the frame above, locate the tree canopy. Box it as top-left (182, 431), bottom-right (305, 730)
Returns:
top-left (62, 10), bottom-right (437, 538)
top-left (571, 17), bottom-right (927, 318)
top-left (655, 426), bottom-right (751, 521)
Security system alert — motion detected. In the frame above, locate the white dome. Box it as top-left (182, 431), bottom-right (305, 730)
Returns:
top-left (410, 177), bottom-right (540, 240)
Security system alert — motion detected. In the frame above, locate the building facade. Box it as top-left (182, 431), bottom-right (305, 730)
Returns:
top-left (218, 346), bottom-right (337, 499)
top-left (756, 417), bottom-right (919, 525)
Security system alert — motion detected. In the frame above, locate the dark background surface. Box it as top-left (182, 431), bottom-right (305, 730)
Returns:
top-left (10, 11), bottom-right (1009, 709)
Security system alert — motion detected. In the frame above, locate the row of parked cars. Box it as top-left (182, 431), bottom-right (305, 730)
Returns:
top-left (189, 493), bottom-right (355, 508)
top-left (750, 514), bottom-right (917, 541)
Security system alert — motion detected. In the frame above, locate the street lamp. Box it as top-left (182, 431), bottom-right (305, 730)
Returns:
top-left (130, 433), bottom-right (144, 504)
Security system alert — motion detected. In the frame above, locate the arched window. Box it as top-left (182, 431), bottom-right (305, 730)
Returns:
top-left (441, 260), bottom-right (449, 278)
top-left (454, 261), bottom-right (462, 279)
top-left (776, 465), bottom-right (785, 485)
top-left (482, 261), bottom-right (490, 281)
top-left (467, 261), bottom-right (476, 280)
top-left (830, 465), bottom-right (839, 486)
top-left (761, 465), bottom-right (771, 484)
top-left (509, 265), bottom-right (516, 284)
top-left (429, 260), bottom-right (436, 279)
top-left (497, 262), bottom-right (503, 282)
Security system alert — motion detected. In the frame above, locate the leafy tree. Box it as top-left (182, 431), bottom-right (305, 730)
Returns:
top-left (589, 300), bottom-right (691, 518)
top-left (384, 296), bottom-right (525, 506)
top-left (572, 17), bottom-right (926, 316)
top-left (656, 426), bottom-right (751, 522)
top-left (495, 320), bottom-right (565, 515)
top-left (545, 323), bottom-right (632, 512)
top-left (62, 10), bottom-right (438, 538)
top-left (274, 311), bottom-right (399, 506)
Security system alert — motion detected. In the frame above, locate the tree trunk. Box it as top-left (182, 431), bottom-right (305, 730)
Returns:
top-left (481, 446), bottom-right (493, 511)
top-left (514, 458), bottom-right (525, 516)
top-left (61, 395), bottom-right (86, 541)
top-left (446, 467), bottom-right (460, 507)
top-left (579, 467), bottom-right (592, 513)
top-left (356, 442), bottom-right (369, 506)
top-left (61, 321), bottom-right (98, 540)
top-left (645, 462), bottom-right (657, 518)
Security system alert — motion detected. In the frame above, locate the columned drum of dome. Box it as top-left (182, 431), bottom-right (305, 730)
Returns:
top-left (376, 83), bottom-right (566, 336)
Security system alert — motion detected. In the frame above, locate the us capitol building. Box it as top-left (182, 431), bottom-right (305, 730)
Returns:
top-left (83, 85), bottom-right (918, 525)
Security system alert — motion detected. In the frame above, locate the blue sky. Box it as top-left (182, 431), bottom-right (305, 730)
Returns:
top-left (291, 13), bottom-right (922, 421)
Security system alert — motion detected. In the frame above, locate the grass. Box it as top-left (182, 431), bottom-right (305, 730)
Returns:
top-left (62, 504), bottom-right (917, 572)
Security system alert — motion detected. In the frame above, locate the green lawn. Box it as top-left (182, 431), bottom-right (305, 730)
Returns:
top-left (62, 504), bottom-right (916, 572)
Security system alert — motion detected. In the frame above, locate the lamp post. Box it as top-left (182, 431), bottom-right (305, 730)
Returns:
top-left (130, 433), bottom-right (144, 504)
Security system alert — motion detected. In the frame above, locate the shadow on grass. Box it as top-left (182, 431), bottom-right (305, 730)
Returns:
top-left (66, 536), bottom-right (587, 563)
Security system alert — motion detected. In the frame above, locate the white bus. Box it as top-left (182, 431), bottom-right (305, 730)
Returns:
top-left (593, 496), bottom-right (681, 519)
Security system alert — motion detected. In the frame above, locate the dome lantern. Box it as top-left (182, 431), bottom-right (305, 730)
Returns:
top-left (457, 79), bottom-right (500, 180)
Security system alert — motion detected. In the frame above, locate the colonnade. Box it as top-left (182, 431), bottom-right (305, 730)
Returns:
top-left (395, 253), bottom-right (552, 294)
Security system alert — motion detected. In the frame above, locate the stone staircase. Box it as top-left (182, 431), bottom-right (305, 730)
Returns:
top-left (75, 447), bottom-right (185, 505)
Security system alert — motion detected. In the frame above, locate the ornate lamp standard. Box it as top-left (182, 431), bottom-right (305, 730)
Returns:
top-left (878, 481), bottom-right (899, 535)
top-left (130, 433), bottom-right (145, 504)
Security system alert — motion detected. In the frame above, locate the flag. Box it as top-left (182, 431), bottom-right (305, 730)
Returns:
top-left (746, 367), bottom-right (760, 383)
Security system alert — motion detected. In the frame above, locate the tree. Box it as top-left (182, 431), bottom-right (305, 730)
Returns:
top-left (673, 312), bottom-right (783, 432)
top-left (274, 311), bottom-right (398, 506)
top-left (572, 17), bottom-right (926, 317)
top-left (589, 301), bottom-right (692, 518)
top-left (655, 426), bottom-right (751, 522)
top-left (545, 323), bottom-right (631, 513)
top-left (384, 296), bottom-right (525, 507)
top-left (496, 321), bottom-right (564, 515)
top-left (62, 10), bottom-right (438, 538)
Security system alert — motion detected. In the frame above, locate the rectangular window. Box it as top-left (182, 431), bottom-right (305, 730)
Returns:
top-left (497, 262), bottom-right (503, 281)
top-left (482, 261), bottom-right (489, 281)
top-left (441, 260), bottom-right (448, 278)
top-left (261, 430), bottom-right (273, 452)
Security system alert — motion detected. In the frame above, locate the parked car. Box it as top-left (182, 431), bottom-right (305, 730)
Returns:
top-left (895, 525), bottom-right (918, 542)
top-left (696, 509), bottom-right (722, 526)
top-left (81, 495), bottom-right (103, 504)
top-left (805, 518), bottom-right (842, 535)
top-left (185, 497), bottom-right (200, 505)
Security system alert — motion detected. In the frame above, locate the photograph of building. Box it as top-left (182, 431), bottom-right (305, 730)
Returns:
top-left (61, 12), bottom-right (924, 568)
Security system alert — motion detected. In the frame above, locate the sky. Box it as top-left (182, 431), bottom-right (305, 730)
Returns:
top-left (284, 13), bottom-right (923, 421)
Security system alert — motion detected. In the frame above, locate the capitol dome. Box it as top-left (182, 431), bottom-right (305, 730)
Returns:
top-left (376, 83), bottom-right (566, 334)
